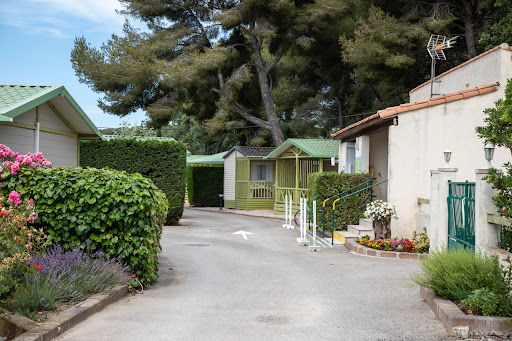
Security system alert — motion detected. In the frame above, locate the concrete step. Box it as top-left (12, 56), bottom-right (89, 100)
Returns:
top-left (347, 224), bottom-right (374, 240)
top-left (333, 231), bottom-right (358, 244)
top-left (359, 218), bottom-right (373, 230)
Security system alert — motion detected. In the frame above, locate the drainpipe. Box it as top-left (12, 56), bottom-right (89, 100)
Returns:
top-left (34, 106), bottom-right (40, 153)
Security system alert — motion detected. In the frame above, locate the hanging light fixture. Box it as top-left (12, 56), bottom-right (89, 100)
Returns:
top-left (484, 143), bottom-right (495, 169)
top-left (444, 148), bottom-right (452, 168)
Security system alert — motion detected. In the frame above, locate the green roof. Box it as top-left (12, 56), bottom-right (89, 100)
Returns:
top-left (0, 84), bottom-right (104, 139)
top-left (264, 138), bottom-right (340, 159)
top-left (104, 135), bottom-right (177, 142)
top-left (187, 152), bottom-right (226, 165)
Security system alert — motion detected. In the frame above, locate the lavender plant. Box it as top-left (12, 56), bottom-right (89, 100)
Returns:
top-left (8, 242), bottom-right (130, 317)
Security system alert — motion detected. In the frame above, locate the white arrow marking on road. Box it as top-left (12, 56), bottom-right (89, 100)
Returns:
top-left (232, 230), bottom-right (254, 240)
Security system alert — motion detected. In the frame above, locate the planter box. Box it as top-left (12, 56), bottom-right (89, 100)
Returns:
top-left (344, 238), bottom-right (428, 260)
top-left (420, 287), bottom-right (512, 337)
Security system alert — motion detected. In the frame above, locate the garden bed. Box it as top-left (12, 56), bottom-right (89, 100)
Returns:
top-left (345, 239), bottom-right (428, 259)
top-left (1, 284), bottom-right (128, 341)
top-left (420, 286), bottom-right (512, 337)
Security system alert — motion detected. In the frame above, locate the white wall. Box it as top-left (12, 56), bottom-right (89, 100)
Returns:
top-left (387, 90), bottom-right (510, 238)
top-left (223, 151), bottom-right (236, 200)
top-left (0, 104), bottom-right (78, 167)
top-left (410, 44), bottom-right (510, 102)
top-left (368, 129), bottom-right (389, 201)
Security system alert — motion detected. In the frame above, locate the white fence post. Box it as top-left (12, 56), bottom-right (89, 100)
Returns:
top-left (308, 201), bottom-right (321, 251)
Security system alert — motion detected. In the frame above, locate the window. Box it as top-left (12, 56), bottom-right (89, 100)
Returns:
top-left (257, 165), bottom-right (267, 180)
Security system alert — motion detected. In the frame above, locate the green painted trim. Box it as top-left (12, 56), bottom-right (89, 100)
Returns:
top-left (418, 198), bottom-right (430, 205)
top-left (0, 121), bottom-right (79, 137)
top-left (1, 85), bottom-right (61, 118)
top-left (487, 214), bottom-right (512, 227)
top-left (61, 88), bottom-right (105, 140)
top-left (1, 86), bottom-right (104, 141)
top-left (46, 101), bottom-right (79, 135)
top-left (0, 114), bottom-right (12, 122)
top-left (80, 134), bottom-right (104, 139)
top-left (39, 127), bottom-right (78, 138)
top-left (0, 121), bottom-right (36, 130)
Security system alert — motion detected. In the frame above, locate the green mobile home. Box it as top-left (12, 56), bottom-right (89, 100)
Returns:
top-left (223, 146), bottom-right (276, 210)
top-left (264, 139), bottom-right (340, 215)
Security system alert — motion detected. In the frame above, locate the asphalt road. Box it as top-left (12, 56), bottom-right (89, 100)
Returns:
top-left (56, 209), bottom-right (452, 341)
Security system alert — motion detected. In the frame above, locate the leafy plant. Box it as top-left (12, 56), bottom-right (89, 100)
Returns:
top-left (187, 166), bottom-right (224, 207)
top-left (80, 138), bottom-right (186, 225)
top-left (1, 167), bottom-right (168, 285)
top-left (411, 247), bottom-right (500, 301)
top-left (8, 243), bottom-right (130, 318)
top-left (462, 288), bottom-right (499, 316)
top-left (476, 78), bottom-right (512, 218)
top-left (307, 172), bottom-right (373, 232)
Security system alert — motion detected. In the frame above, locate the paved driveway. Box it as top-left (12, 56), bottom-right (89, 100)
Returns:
top-left (56, 209), bottom-right (451, 341)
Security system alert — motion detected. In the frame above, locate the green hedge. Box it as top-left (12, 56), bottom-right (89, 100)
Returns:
top-left (187, 166), bottom-right (224, 207)
top-left (80, 139), bottom-right (186, 225)
top-left (307, 172), bottom-right (373, 232)
top-left (1, 167), bottom-right (168, 285)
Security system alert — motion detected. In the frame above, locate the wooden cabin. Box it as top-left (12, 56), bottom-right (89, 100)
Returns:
top-left (264, 139), bottom-right (340, 215)
top-left (222, 146), bottom-right (276, 210)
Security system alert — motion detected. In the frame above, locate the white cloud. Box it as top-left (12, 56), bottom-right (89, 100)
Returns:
top-left (0, 0), bottom-right (126, 37)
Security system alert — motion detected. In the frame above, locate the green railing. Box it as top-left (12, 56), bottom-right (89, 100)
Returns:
top-left (326, 179), bottom-right (388, 245)
top-left (276, 187), bottom-right (308, 204)
top-left (320, 178), bottom-right (376, 238)
top-left (249, 181), bottom-right (275, 198)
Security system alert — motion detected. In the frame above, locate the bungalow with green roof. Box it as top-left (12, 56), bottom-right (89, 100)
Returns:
top-left (223, 146), bottom-right (276, 210)
top-left (264, 138), bottom-right (340, 214)
top-left (0, 84), bottom-right (103, 167)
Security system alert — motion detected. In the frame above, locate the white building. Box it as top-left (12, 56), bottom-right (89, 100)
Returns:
top-left (0, 85), bottom-right (104, 167)
top-left (331, 44), bottom-right (512, 238)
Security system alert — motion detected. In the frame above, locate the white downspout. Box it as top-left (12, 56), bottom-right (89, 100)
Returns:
top-left (34, 106), bottom-right (40, 153)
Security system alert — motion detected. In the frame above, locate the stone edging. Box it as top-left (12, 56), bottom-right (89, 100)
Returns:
top-left (2, 284), bottom-right (128, 341)
top-left (344, 238), bottom-right (428, 259)
top-left (420, 286), bottom-right (512, 337)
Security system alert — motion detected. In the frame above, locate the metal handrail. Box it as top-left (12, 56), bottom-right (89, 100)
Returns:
top-left (327, 179), bottom-right (388, 245)
top-left (321, 178), bottom-right (376, 238)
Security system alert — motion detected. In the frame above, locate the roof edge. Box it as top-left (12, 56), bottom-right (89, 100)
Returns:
top-left (1, 85), bottom-right (62, 118)
top-left (409, 44), bottom-right (511, 94)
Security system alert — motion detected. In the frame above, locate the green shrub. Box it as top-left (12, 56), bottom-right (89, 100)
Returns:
top-left (1, 167), bottom-right (168, 285)
top-left (411, 247), bottom-right (501, 301)
top-left (80, 139), bottom-right (186, 225)
top-left (307, 172), bottom-right (373, 231)
top-left (187, 166), bottom-right (224, 207)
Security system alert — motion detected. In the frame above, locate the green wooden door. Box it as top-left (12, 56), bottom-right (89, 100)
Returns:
top-left (447, 181), bottom-right (475, 250)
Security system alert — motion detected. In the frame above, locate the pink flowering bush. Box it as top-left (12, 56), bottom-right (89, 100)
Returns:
top-left (0, 144), bottom-right (52, 182)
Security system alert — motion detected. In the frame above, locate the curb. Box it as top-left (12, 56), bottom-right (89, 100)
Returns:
top-left (420, 286), bottom-right (512, 337)
top-left (186, 206), bottom-right (284, 221)
top-left (344, 238), bottom-right (428, 259)
top-left (2, 284), bottom-right (128, 341)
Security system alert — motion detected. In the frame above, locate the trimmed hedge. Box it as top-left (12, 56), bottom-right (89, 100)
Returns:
top-left (187, 166), bottom-right (224, 207)
top-left (307, 172), bottom-right (373, 232)
top-left (0, 167), bottom-right (168, 285)
top-left (80, 139), bottom-right (186, 225)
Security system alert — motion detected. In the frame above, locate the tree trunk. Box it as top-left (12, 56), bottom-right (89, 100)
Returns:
top-left (462, 0), bottom-right (478, 59)
top-left (249, 34), bottom-right (285, 146)
top-left (373, 216), bottom-right (391, 239)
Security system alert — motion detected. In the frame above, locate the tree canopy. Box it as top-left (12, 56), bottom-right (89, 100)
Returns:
top-left (72, 0), bottom-right (511, 147)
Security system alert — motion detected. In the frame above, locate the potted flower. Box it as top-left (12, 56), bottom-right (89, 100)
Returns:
top-left (363, 200), bottom-right (398, 239)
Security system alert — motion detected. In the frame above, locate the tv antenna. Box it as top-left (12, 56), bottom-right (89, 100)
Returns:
top-left (427, 35), bottom-right (458, 98)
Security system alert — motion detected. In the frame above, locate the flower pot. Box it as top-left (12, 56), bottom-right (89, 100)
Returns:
top-left (373, 215), bottom-right (391, 239)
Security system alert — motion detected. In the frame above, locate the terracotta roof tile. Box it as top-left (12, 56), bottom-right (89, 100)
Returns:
top-left (331, 82), bottom-right (499, 139)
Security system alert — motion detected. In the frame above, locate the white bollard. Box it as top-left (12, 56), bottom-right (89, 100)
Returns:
top-left (282, 195), bottom-right (289, 228)
top-left (288, 195), bottom-right (293, 229)
top-left (297, 198), bottom-right (310, 246)
top-left (308, 200), bottom-right (321, 251)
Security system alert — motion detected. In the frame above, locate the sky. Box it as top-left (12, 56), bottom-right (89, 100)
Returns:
top-left (0, 0), bottom-right (148, 129)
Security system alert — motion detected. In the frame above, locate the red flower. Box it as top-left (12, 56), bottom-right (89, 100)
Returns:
top-left (36, 265), bottom-right (41, 271)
